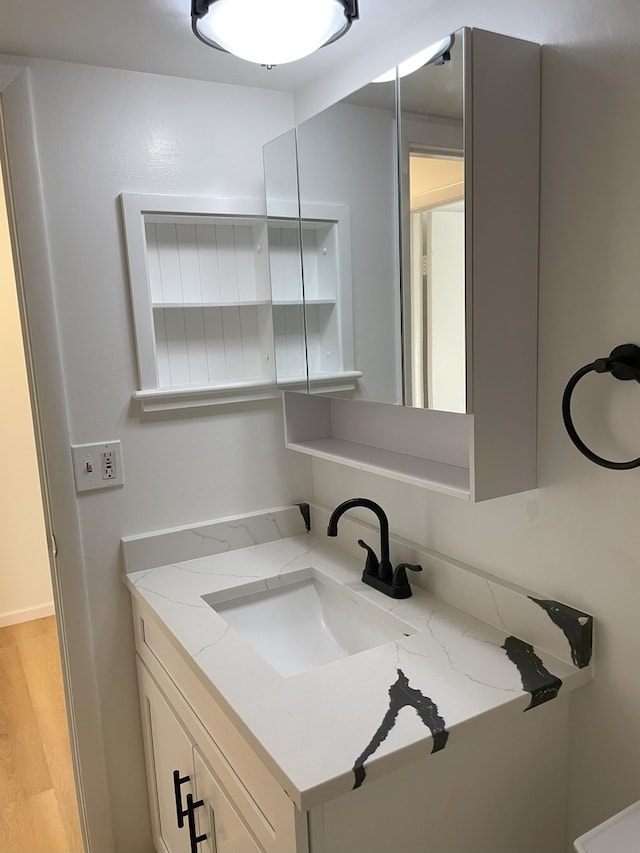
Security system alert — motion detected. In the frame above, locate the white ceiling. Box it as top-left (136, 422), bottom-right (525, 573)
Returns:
top-left (0, 0), bottom-right (425, 93)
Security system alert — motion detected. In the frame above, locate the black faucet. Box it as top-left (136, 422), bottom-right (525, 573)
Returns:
top-left (326, 498), bottom-right (422, 599)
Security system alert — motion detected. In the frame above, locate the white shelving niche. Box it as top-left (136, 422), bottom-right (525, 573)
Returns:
top-left (121, 193), bottom-right (280, 411)
top-left (121, 194), bottom-right (359, 410)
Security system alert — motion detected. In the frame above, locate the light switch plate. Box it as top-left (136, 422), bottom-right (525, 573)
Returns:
top-left (71, 440), bottom-right (124, 493)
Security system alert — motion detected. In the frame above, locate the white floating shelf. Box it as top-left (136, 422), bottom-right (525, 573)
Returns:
top-left (133, 379), bottom-right (278, 412)
top-left (288, 437), bottom-right (471, 499)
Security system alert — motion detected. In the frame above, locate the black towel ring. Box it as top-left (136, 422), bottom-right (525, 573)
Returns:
top-left (562, 343), bottom-right (640, 470)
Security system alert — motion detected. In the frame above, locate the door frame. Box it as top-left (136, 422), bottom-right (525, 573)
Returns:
top-left (0, 63), bottom-right (114, 853)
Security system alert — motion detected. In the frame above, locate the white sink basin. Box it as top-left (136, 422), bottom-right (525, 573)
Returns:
top-left (202, 567), bottom-right (416, 678)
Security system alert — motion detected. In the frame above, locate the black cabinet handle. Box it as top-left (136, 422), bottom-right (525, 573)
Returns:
top-left (186, 793), bottom-right (208, 853)
top-left (172, 769), bottom-right (191, 829)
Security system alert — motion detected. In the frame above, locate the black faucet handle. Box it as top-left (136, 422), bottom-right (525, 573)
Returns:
top-left (392, 562), bottom-right (423, 590)
top-left (357, 539), bottom-right (380, 578)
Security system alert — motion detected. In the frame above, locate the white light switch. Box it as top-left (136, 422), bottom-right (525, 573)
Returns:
top-left (71, 440), bottom-right (124, 492)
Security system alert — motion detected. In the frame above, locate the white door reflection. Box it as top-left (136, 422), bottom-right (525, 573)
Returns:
top-left (409, 153), bottom-right (465, 412)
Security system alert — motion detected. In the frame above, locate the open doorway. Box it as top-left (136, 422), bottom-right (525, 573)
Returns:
top-left (0, 113), bottom-right (83, 852)
top-left (407, 152), bottom-right (466, 412)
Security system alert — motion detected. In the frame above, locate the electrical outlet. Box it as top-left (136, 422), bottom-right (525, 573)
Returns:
top-left (71, 440), bottom-right (124, 493)
top-left (101, 450), bottom-right (116, 480)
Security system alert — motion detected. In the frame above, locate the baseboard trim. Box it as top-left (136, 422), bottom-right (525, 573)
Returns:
top-left (0, 602), bottom-right (55, 627)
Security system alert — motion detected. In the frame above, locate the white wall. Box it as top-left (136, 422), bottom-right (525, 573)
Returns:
top-left (4, 59), bottom-right (310, 853)
top-left (300, 0), bottom-right (640, 845)
top-left (0, 153), bottom-right (52, 624)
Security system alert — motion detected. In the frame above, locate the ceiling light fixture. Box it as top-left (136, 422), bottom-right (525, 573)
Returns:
top-left (191, 0), bottom-right (359, 67)
top-left (372, 34), bottom-right (455, 83)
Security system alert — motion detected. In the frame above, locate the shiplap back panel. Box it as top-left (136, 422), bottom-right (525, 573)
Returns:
top-left (162, 308), bottom-right (191, 385)
top-left (272, 307), bottom-right (306, 379)
top-left (220, 306), bottom-right (244, 381)
top-left (141, 218), bottom-right (275, 389)
top-left (146, 221), bottom-right (261, 305)
top-left (267, 222), bottom-right (307, 379)
top-left (176, 224), bottom-right (201, 302)
top-left (267, 220), bottom-right (342, 382)
top-left (268, 225), bottom-right (303, 303)
top-left (203, 309), bottom-right (226, 381)
top-left (196, 225), bottom-right (222, 303)
top-left (154, 306), bottom-right (272, 388)
top-left (234, 226), bottom-right (258, 302)
top-left (306, 306), bottom-right (341, 376)
top-left (300, 225), bottom-right (338, 300)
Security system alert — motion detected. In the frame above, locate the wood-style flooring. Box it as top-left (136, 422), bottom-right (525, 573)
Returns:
top-left (0, 617), bottom-right (84, 853)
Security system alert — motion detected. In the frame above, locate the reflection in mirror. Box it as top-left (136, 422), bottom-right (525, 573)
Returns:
top-left (295, 76), bottom-right (400, 403)
top-left (263, 129), bottom-right (308, 390)
top-left (400, 30), bottom-right (467, 412)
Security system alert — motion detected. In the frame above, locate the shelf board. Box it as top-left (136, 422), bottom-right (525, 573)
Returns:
top-left (152, 301), bottom-right (270, 309)
top-left (133, 368), bottom-right (361, 410)
top-left (133, 378), bottom-right (278, 411)
top-left (286, 437), bottom-right (471, 499)
top-left (272, 299), bottom-right (337, 307)
top-left (277, 370), bottom-right (362, 393)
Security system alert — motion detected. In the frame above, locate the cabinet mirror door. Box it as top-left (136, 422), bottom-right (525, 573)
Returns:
top-left (263, 129), bottom-right (308, 391)
top-left (295, 75), bottom-right (401, 404)
top-left (264, 29), bottom-right (468, 412)
top-left (399, 30), bottom-right (467, 413)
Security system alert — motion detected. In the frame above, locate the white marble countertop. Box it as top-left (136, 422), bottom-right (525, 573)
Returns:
top-left (124, 522), bottom-right (592, 812)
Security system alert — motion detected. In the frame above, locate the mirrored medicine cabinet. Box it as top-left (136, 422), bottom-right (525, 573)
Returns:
top-left (265, 28), bottom-right (541, 502)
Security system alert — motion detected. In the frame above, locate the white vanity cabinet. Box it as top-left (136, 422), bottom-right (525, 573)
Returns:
top-left (125, 510), bottom-right (592, 853)
top-left (133, 599), bottom-right (308, 853)
top-left (131, 590), bottom-right (574, 853)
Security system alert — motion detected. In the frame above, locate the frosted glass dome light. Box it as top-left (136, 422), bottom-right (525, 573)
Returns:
top-left (192, 0), bottom-right (359, 66)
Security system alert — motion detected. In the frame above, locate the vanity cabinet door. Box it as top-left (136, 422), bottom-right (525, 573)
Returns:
top-left (138, 659), bottom-right (273, 853)
top-left (193, 749), bottom-right (264, 853)
top-left (139, 665), bottom-right (196, 853)
top-left (134, 615), bottom-right (309, 853)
